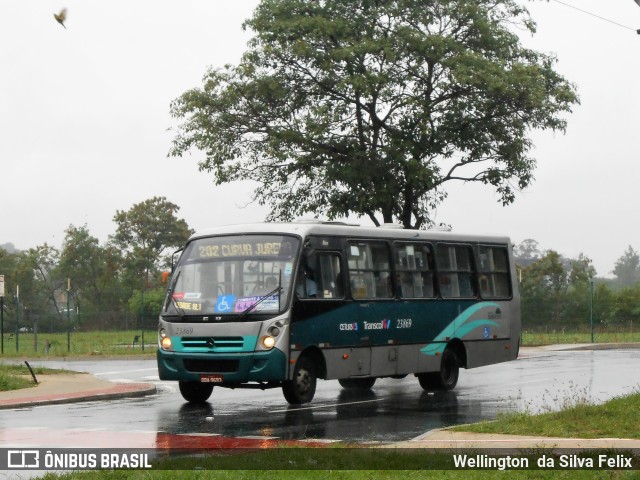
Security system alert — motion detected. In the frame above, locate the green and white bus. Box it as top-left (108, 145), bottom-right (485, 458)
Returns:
top-left (157, 221), bottom-right (520, 404)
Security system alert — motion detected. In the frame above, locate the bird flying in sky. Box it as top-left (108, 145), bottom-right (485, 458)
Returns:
top-left (54, 8), bottom-right (67, 29)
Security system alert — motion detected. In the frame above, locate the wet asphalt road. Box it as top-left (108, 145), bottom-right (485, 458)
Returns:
top-left (5, 347), bottom-right (640, 445)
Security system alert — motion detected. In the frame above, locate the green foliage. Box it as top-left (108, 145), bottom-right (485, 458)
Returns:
top-left (170, 0), bottom-right (578, 228)
top-left (520, 250), bottom-right (571, 326)
top-left (58, 225), bottom-right (128, 319)
top-left (112, 196), bottom-right (193, 277)
top-left (455, 391), bottom-right (640, 440)
top-left (0, 330), bottom-right (157, 357)
top-left (127, 288), bottom-right (166, 320)
top-left (0, 363), bottom-right (70, 391)
top-left (517, 243), bottom-right (640, 331)
top-left (612, 246), bottom-right (640, 287)
top-left (0, 367), bottom-right (34, 391)
top-left (521, 330), bottom-right (640, 345)
top-left (0, 197), bottom-right (192, 332)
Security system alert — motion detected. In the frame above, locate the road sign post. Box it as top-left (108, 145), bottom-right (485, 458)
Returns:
top-left (0, 274), bottom-right (4, 354)
top-left (67, 278), bottom-right (71, 353)
top-left (15, 285), bottom-right (19, 353)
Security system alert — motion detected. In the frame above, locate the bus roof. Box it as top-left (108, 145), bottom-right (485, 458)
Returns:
top-left (190, 221), bottom-right (512, 245)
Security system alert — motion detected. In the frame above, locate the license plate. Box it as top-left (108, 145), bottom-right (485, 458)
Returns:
top-left (200, 374), bottom-right (224, 383)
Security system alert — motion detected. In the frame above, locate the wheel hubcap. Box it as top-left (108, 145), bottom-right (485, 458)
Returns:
top-left (297, 369), bottom-right (310, 392)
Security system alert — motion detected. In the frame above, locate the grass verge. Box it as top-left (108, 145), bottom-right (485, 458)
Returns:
top-left (451, 391), bottom-right (640, 439)
top-left (32, 458), bottom-right (640, 480)
top-left (0, 330), bottom-right (157, 358)
top-left (521, 331), bottom-right (640, 345)
top-left (0, 362), bottom-right (71, 391)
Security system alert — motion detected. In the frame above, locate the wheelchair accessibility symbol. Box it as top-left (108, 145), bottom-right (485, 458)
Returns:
top-left (215, 295), bottom-right (236, 313)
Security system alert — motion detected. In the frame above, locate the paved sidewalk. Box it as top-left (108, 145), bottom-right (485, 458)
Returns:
top-left (0, 372), bottom-right (156, 409)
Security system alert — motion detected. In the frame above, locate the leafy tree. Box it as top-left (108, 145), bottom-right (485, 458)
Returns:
top-left (520, 250), bottom-right (568, 326)
top-left (562, 254), bottom-right (595, 326)
top-left (11, 245), bottom-right (63, 328)
top-left (0, 247), bottom-right (18, 312)
top-left (513, 239), bottom-right (542, 267)
top-left (170, 0), bottom-right (578, 228)
top-left (612, 245), bottom-right (640, 287)
top-left (593, 283), bottom-right (616, 326)
top-left (111, 197), bottom-right (193, 278)
top-left (610, 284), bottom-right (640, 326)
top-left (127, 287), bottom-right (166, 323)
top-left (58, 225), bottom-right (128, 320)
top-left (568, 253), bottom-right (595, 286)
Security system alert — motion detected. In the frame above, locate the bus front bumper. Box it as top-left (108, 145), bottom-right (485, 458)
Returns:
top-left (157, 348), bottom-right (288, 384)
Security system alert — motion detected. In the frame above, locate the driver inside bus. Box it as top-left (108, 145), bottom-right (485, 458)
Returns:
top-left (296, 265), bottom-right (318, 298)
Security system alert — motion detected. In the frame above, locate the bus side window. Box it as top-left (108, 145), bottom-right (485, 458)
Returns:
top-left (478, 246), bottom-right (511, 298)
top-left (317, 253), bottom-right (344, 299)
top-left (296, 253), bottom-right (344, 299)
top-left (348, 241), bottom-right (392, 299)
top-left (393, 243), bottom-right (435, 299)
top-left (436, 244), bottom-right (477, 298)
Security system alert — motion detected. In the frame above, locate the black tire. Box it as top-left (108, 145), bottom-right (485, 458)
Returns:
top-left (282, 356), bottom-right (317, 404)
top-left (418, 349), bottom-right (459, 391)
top-left (338, 377), bottom-right (376, 390)
top-left (179, 381), bottom-right (214, 403)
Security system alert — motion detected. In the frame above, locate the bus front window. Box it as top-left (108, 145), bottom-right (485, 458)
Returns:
top-left (163, 235), bottom-right (299, 318)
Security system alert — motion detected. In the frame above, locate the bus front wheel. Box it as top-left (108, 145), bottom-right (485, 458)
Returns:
top-left (282, 356), bottom-right (317, 404)
top-left (179, 381), bottom-right (214, 403)
top-left (418, 349), bottom-right (459, 391)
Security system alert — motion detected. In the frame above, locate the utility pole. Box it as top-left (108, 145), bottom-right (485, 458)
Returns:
top-left (15, 285), bottom-right (19, 353)
top-left (590, 276), bottom-right (594, 344)
top-left (67, 278), bottom-right (71, 353)
top-left (0, 274), bottom-right (4, 354)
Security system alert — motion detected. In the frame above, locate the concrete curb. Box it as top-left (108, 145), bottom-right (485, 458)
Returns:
top-left (375, 428), bottom-right (640, 451)
top-left (0, 373), bottom-right (157, 410)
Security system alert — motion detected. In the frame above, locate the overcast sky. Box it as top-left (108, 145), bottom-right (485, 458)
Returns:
top-left (1, 0), bottom-right (639, 277)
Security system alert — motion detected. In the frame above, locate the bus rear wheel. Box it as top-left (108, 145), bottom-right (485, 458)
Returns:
top-left (418, 349), bottom-right (459, 391)
top-left (338, 377), bottom-right (376, 390)
top-left (179, 381), bottom-right (214, 403)
top-left (282, 356), bottom-right (317, 404)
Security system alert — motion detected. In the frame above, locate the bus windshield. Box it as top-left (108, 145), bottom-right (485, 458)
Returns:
top-left (164, 234), bottom-right (300, 318)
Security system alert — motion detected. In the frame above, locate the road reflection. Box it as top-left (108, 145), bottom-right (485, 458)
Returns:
top-left (156, 384), bottom-right (477, 443)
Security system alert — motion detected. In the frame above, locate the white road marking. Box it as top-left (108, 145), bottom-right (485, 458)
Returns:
top-left (94, 368), bottom-right (157, 376)
top-left (270, 397), bottom-right (383, 414)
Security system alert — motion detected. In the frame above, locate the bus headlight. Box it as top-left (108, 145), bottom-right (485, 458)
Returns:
top-left (159, 330), bottom-right (173, 350)
top-left (161, 337), bottom-right (173, 350)
top-left (260, 335), bottom-right (276, 350)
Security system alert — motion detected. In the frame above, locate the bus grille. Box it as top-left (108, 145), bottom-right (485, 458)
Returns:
top-left (181, 336), bottom-right (246, 351)
top-left (183, 359), bottom-right (239, 373)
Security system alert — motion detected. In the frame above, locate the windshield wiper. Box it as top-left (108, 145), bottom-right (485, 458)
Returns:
top-left (241, 270), bottom-right (283, 318)
top-left (163, 270), bottom-right (186, 319)
top-left (240, 285), bottom-right (282, 318)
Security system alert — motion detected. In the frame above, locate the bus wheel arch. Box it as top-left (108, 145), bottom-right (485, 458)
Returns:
top-left (446, 338), bottom-right (467, 369)
top-left (418, 340), bottom-right (465, 392)
top-left (282, 347), bottom-right (324, 405)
